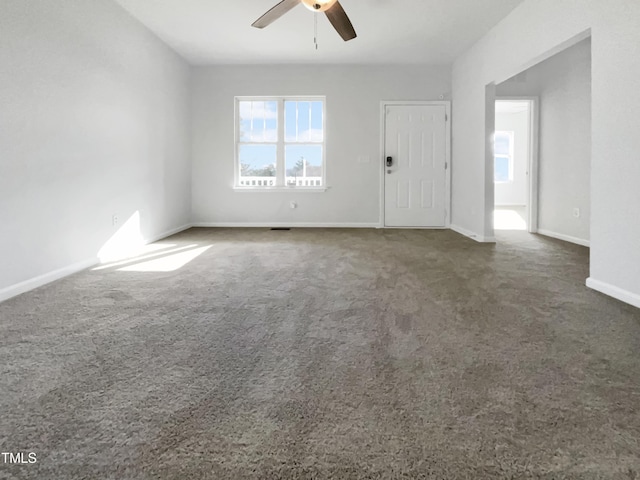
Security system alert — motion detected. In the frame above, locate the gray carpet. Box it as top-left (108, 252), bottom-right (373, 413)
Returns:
top-left (1, 228), bottom-right (639, 479)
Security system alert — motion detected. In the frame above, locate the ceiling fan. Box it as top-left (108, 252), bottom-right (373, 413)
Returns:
top-left (252, 0), bottom-right (357, 42)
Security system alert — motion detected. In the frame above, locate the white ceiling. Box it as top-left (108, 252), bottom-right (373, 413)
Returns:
top-left (113, 0), bottom-right (524, 65)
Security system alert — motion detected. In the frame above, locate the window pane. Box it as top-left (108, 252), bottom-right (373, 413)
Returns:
top-left (494, 155), bottom-right (510, 183)
top-left (310, 101), bottom-right (323, 141)
top-left (239, 119), bottom-right (252, 142)
top-left (494, 131), bottom-right (512, 155)
top-left (285, 145), bottom-right (323, 186)
top-left (284, 101), bottom-right (296, 142)
top-left (239, 145), bottom-right (276, 184)
top-left (238, 101), bottom-right (277, 142)
top-left (285, 101), bottom-right (323, 142)
top-left (297, 102), bottom-right (311, 141)
top-left (265, 117), bottom-right (277, 142)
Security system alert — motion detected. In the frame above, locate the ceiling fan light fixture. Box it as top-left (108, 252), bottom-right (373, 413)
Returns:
top-left (252, 0), bottom-right (356, 42)
top-left (300, 0), bottom-right (338, 12)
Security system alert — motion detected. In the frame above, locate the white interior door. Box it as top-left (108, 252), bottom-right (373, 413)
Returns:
top-left (384, 104), bottom-right (447, 227)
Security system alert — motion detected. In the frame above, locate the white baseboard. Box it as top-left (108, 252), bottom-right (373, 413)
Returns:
top-left (537, 229), bottom-right (590, 247)
top-left (450, 224), bottom-right (496, 243)
top-left (145, 224), bottom-right (193, 243)
top-left (381, 226), bottom-right (448, 230)
top-left (586, 277), bottom-right (640, 309)
top-left (0, 257), bottom-right (98, 304)
top-left (191, 222), bottom-right (380, 229)
top-left (0, 223), bottom-right (194, 304)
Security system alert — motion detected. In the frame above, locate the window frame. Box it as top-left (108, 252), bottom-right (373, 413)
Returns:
top-left (494, 130), bottom-right (515, 184)
top-left (234, 96), bottom-right (327, 191)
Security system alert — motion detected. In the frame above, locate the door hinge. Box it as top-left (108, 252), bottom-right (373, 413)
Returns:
top-left (445, 114), bottom-right (448, 121)
top-left (445, 162), bottom-right (448, 170)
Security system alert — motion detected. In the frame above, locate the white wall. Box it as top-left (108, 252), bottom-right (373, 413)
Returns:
top-left (497, 39), bottom-right (591, 243)
top-left (451, 0), bottom-right (640, 307)
top-left (0, 0), bottom-right (192, 300)
top-left (494, 109), bottom-right (529, 206)
top-left (191, 65), bottom-right (450, 226)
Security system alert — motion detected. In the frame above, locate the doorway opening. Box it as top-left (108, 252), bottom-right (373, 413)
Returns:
top-left (493, 98), bottom-right (537, 232)
top-left (489, 36), bottom-right (591, 246)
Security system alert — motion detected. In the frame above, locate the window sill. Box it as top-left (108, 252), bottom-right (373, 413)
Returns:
top-left (233, 186), bottom-right (328, 193)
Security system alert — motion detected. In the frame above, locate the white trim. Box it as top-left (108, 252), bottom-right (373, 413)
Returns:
top-left (191, 222), bottom-right (379, 229)
top-left (0, 224), bottom-right (192, 304)
top-left (450, 224), bottom-right (496, 243)
top-left (383, 226), bottom-right (448, 230)
top-left (537, 229), bottom-right (590, 247)
top-left (232, 186), bottom-right (328, 193)
top-left (379, 100), bottom-right (452, 229)
top-left (528, 97), bottom-right (540, 233)
top-left (144, 224), bottom-right (192, 244)
top-left (0, 257), bottom-right (98, 304)
top-left (586, 277), bottom-right (640, 309)
top-left (494, 96), bottom-right (540, 234)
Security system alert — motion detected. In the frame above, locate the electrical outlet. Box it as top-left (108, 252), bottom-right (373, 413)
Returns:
top-left (573, 208), bottom-right (580, 218)
top-left (112, 215), bottom-right (119, 226)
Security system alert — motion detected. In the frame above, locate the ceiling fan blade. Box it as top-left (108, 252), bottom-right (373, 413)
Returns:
top-left (325, 1), bottom-right (357, 41)
top-left (252, 0), bottom-right (301, 29)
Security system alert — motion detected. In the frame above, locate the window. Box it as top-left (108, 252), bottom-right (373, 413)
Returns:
top-left (235, 97), bottom-right (325, 189)
top-left (494, 130), bottom-right (514, 183)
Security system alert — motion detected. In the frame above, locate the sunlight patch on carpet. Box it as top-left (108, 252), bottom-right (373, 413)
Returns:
top-left (118, 245), bottom-right (211, 272)
top-left (494, 208), bottom-right (527, 231)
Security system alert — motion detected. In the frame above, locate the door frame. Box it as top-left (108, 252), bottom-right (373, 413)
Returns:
top-left (379, 100), bottom-right (451, 228)
top-left (494, 96), bottom-right (539, 233)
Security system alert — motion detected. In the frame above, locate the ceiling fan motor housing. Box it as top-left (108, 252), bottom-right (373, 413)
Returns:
top-left (301, 0), bottom-right (338, 12)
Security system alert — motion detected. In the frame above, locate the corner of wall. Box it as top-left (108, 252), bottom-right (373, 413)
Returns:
top-left (450, 224), bottom-right (496, 243)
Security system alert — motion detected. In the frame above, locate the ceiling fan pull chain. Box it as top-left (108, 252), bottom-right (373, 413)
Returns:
top-left (314, 13), bottom-right (318, 50)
